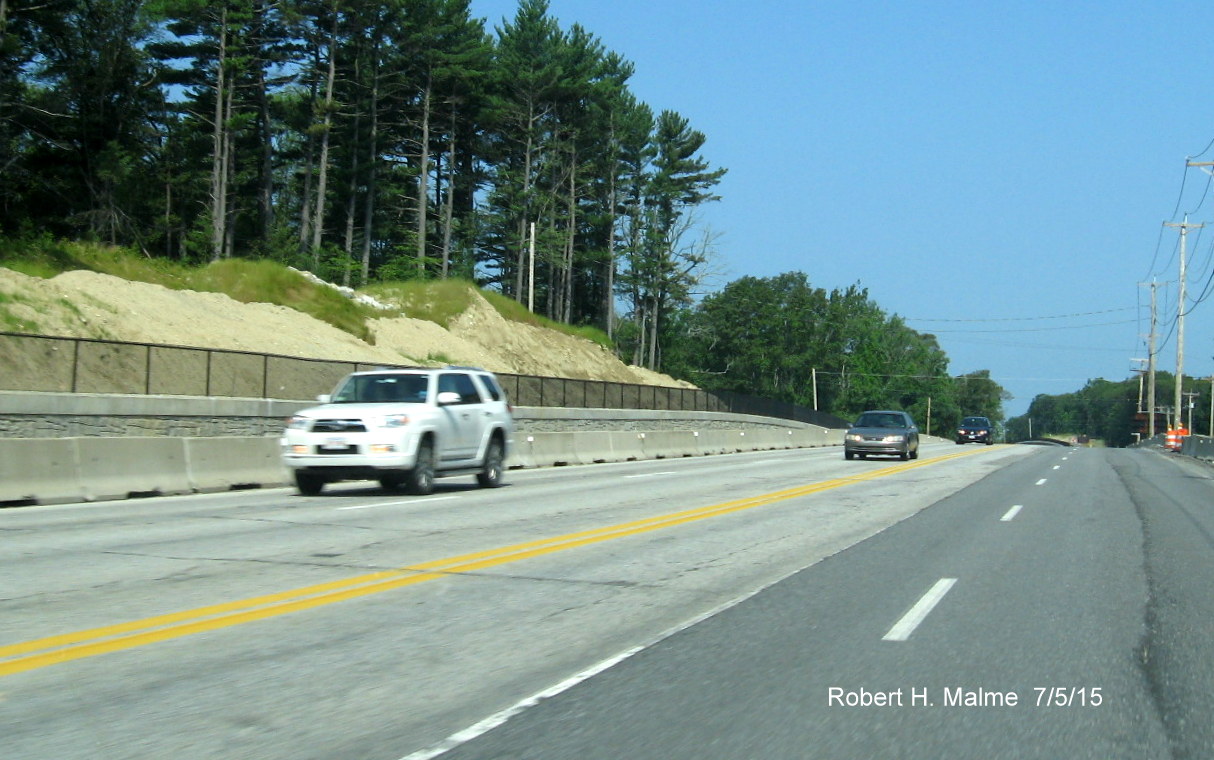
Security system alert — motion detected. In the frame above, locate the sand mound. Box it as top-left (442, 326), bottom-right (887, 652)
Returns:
top-left (0, 268), bottom-right (692, 388)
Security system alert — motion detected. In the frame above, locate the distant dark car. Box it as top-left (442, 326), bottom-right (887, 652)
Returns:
top-left (956, 416), bottom-right (994, 445)
top-left (844, 410), bottom-right (920, 461)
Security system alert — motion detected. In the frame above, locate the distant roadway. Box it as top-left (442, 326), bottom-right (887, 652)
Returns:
top-left (2, 442), bottom-right (1211, 759)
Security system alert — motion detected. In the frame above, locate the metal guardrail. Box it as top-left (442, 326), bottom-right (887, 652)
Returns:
top-left (0, 332), bottom-right (850, 429)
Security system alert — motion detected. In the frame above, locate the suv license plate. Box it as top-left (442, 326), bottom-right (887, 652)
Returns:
top-left (321, 437), bottom-right (349, 449)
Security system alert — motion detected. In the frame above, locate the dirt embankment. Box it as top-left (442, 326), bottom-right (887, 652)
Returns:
top-left (0, 268), bottom-right (691, 388)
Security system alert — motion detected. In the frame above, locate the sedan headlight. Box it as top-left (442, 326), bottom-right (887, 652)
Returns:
top-left (845, 433), bottom-right (863, 442)
top-left (883, 434), bottom-right (906, 443)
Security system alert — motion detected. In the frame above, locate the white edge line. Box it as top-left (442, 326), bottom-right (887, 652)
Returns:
top-left (396, 557), bottom-right (839, 760)
top-left (338, 496), bottom-right (459, 511)
top-left (882, 578), bottom-right (958, 642)
top-left (623, 471), bottom-right (678, 479)
top-left (1000, 504), bottom-right (1024, 522)
top-left (398, 645), bottom-right (645, 760)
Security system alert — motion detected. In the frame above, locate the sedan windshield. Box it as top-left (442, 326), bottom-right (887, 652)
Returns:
top-left (855, 413), bottom-right (905, 428)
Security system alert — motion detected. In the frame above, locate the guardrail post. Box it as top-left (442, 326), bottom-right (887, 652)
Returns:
top-left (70, 339), bottom-right (80, 393)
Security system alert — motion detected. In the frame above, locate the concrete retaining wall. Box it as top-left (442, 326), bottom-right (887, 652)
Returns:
top-left (1, 426), bottom-right (843, 507)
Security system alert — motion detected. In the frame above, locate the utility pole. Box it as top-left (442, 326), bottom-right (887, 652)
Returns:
top-left (1165, 217), bottom-right (1202, 430)
top-left (1138, 281), bottom-right (1159, 438)
top-left (1179, 161), bottom-right (1214, 432)
top-left (1184, 390), bottom-right (1200, 431)
top-left (1149, 282), bottom-right (1158, 437)
top-left (1131, 358), bottom-right (1147, 427)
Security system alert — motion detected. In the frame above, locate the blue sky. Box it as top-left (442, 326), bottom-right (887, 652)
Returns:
top-left (470, 0), bottom-right (1214, 419)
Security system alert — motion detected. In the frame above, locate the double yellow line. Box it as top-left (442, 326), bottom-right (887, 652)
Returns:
top-left (0, 447), bottom-right (995, 678)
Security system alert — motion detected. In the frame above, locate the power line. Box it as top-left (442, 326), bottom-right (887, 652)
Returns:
top-left (1190, 138), bottom-right (1214, 161)
top-left (1188, 246), bottom-right (1214, 309)
top-left (1142, 222), bottom-right (1169, 283)
top-left (1171, 158), bottom-right (1191, 221)
top-left (941, 336), bottom-right (1132, 354)
top-left (905, 307), bottom-right (1135, 324)
top-left (918, 319), bottom-right (1137, 334)
top-left (1186, 167), bottom-right (1214, 219)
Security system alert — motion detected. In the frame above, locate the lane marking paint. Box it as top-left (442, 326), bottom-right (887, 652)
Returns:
top-left (0, 447), bottom-right (998, 678)
top-left (1036, 479), bottom-right (1047, 486)
top-left (623, 471), bottom-right (678, 479)
top-left (883, 578), bottom-right (958, 641)
top-left (1052, 465), bottom-right (1060, 470)
top-left (1000, 505), bottom-right (1024, 522)
top-left (338, 496), bottom-right (459, 511)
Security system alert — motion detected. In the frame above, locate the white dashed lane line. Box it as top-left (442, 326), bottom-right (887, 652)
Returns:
top-left (1000, 504), bottom-right (1024, 522)
top-left (883, 578), bottom-right (958, 642)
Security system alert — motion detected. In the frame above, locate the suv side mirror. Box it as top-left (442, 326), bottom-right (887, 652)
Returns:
top-left (436, 391), bottom-right (461, 405)
top-left (317, 394), bottom-right (331, 403)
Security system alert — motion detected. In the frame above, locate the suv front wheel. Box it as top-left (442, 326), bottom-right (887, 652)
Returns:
top-left (295, 471), bottom-right (326, 496)
top-left (406, 439), bottom-right (436, 495)
top-left (477, 438), bottom-right (505, 488)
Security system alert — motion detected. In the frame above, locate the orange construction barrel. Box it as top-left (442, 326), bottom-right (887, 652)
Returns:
top-left (1166, 428), bottom-right (1189, 451)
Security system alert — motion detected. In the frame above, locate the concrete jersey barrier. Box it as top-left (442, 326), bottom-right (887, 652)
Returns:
top-left (1, 419), bottom-right (841, 508)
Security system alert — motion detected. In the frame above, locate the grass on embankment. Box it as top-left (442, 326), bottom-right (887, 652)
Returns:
top-left (0, 238), bottom-right (613, 350)
top-left (0, 239), bottom-right (375, 342)
top-left (364, 279), bottom-right (612, 350)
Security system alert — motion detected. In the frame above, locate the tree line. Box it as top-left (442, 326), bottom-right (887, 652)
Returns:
top-left (1006, 373), bottom-right (1209, 447)
top-left (1, 0), bottom-right (723, 367)
top-left (4, 0), bottom-right (1015, 424)
top-left (662, 272), bottom-right (1010, 430)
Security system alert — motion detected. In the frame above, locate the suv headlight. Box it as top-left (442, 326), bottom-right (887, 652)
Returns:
top-left (374, 414), bottom-right (410, 428)
top-left (286, 416), bottom-right (310, 430)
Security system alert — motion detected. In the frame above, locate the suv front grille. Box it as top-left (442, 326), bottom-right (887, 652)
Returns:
top-left (311, 419), bottom-right (368, 433)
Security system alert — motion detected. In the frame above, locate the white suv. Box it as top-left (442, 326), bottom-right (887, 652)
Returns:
top-left (281, 367), bottom-right (514, 495)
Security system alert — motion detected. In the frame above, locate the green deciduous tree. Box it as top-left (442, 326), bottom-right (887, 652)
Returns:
top-left (665, 271), bottom-right (1007, 423)
top-left (1007, 377), bottom-right (1147, 446)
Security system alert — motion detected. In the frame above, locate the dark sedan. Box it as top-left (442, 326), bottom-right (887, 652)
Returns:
top-left (956, 416), bottom-right (994, 445)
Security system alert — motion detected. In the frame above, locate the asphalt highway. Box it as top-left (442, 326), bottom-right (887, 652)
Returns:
top-left (3, 443), bottom-right (1210, 759)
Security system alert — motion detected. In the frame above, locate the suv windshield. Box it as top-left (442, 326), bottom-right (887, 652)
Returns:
top-left (331, 373), bottom-right (429, 403)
